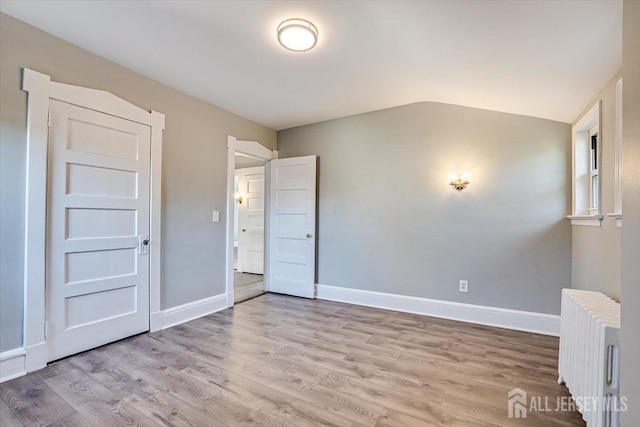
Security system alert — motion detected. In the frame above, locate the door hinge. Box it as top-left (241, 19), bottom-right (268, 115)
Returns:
top-left (44, 321), bottom-right (48, 339)
top-left (47, 110), bottom-right (51, 128)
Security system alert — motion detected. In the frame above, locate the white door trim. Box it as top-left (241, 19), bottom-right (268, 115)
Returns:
top-left (225, 135), bottom-right (277, 307)
top-left (21, 68), bottom-right (164, 373)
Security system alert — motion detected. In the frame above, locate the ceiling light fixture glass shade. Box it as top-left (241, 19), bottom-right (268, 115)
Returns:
top-left (277, 18), bottom-right (318, 52)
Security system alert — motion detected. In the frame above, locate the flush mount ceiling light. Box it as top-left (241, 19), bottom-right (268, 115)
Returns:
top-left (277, 18), bottom-right (318, 52)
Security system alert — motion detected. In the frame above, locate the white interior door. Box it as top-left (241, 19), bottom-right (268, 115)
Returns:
top-left (267, 156), bottom-right (316, 298)
top-left (237, 167), bottom-right (265, 274)
top-left (47, 99), bottom-right (151, 361)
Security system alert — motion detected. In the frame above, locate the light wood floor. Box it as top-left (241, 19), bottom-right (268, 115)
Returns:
top-left (0, 294), bottom-right (584, 426)
top-left (234, 272), bottom-right (264, 303)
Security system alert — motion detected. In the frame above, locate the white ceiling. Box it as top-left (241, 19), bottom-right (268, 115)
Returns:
top-left (0, 1), bottom-right (621, 130)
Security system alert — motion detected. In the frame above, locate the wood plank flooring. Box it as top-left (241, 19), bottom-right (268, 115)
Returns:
top-left (0, 294), bottom-right (585, 426)
top-left (234, 272), bottom-right (264, 303)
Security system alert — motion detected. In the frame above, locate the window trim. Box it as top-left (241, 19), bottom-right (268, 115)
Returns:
top-left (607, 78), bottom-right (623, 228)
top-left (568, 100), bottom-right (602, 227)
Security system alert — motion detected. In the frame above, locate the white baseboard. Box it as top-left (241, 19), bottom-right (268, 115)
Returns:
top-left (227, 291), bottom-right (235, 308)
top-left (161, 293), bottom-right (227, 330)
top-left (1, 348), bottom-right (26, 383)
top-left (25, 341), bottom-right (47, 373)
top-left (317, 284), bottom-right (560, 336)
top-left (150, 311), bottom-right (162, 333)
top-left (2, 295), bottom-right (227, 383)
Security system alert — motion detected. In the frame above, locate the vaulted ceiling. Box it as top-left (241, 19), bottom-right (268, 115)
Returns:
top-left (0, 1), bottom-right (622, 130)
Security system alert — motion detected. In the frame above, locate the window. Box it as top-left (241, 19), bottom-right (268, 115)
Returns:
top-left (568, 100), bottom-right (602, 226)
top-left (589, 124), bottom-right (599, 214)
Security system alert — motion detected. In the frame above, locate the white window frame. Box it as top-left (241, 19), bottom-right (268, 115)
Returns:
top-left (21, 69), bottom-right (164, 373)
top-left (588, 123), bottom-right (600, 215)
top-left (568, 100), bottom-right (603, 226)
top-left (607, 78), bottom-right (623, 227)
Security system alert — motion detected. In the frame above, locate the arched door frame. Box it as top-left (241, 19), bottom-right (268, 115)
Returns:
top-left (20, 68), bottom-right (164, 374)
top-left (225, 135), bottom-right (277, 307)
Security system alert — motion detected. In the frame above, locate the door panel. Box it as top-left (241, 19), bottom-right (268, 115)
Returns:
top-left (65, 208), bottom-right (137, 239)
top-left (237, 167), bottom-right (265, 274)
top-left (268, 156), bottom-right (316, 298)
top-left (66, 163), bottom-right (138, 197)
top-left (47, 100), bottom-right (151, 361)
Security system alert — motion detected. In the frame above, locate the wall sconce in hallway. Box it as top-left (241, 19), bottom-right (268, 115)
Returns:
top-left (234, 192), bottom-right (243, 204)
top-left (448, 173), bottom-right (471, 190)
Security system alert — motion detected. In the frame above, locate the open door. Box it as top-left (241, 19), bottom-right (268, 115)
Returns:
top-left (267, 156), bottom-right (316, 298)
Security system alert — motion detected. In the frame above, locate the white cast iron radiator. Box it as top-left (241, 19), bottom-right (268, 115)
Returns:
top-left (558, 289), bottom-right (621, 427)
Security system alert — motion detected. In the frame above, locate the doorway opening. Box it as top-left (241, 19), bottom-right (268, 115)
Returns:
top-left (234, 154), bottom-right (266, 303)
top-left (225, 135), bottom-right (277, 308)
top-left (225, 135), bottom-right (317, 308)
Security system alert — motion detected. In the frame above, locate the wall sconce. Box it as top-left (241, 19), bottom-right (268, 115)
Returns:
top-left (234, 192), bottom-right (243, 204)
top-left (448, 173), bottom-right (471, 190)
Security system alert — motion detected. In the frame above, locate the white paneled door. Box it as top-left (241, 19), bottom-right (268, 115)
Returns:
top-left (268, 156), bottom-right (316, 298)
top-left (46, 100), bottom-right (151, 361)
top-left (237, 167), bottom-right (265, 274)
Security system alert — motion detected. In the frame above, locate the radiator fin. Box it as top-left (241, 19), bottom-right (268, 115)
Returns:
top-left (558, 288), bottom-right (620, 427)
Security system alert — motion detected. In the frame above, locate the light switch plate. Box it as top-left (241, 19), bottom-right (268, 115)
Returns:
top-left (459, 280), bottom-right (468, 293)
top-left (212, 211), bottom-right (220, 222)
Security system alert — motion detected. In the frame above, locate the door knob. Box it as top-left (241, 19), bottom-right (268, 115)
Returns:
top-left (139, 235), bottom-right (150, 255)
top-left (242, 229), bottom-right (247, 232)
top-left (306, 233), bottom-right (313, 238)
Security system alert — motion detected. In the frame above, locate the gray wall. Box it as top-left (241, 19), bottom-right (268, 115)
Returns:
top-left (278, 102), bottom-right (572, 315)
top-left (571, 75), bottom-right (622, 300)
top-left (0, 13), bottom-right (276, 352)
top-left (620, 1), bottom-right (640, 424)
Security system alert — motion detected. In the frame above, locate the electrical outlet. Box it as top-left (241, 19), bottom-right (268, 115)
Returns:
top-left (212, 211), bottom-right (220, 222)
top-left (459, 280), bottom-right (469, 293)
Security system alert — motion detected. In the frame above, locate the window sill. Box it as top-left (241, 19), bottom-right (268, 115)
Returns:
top-left (567, 215), bottom-right (603, 227)
top-left (607, 213), bottom-right (622, 228)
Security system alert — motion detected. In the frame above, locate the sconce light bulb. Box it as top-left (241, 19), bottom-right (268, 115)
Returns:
top-left (448, 172), bottom-right (471, 190)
